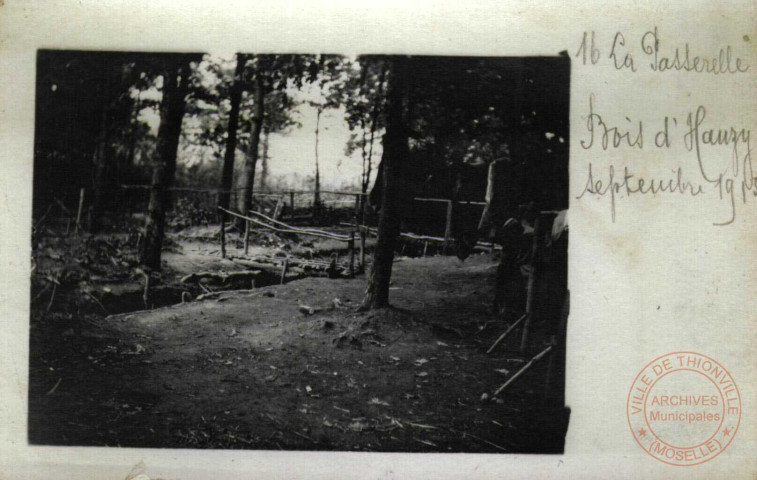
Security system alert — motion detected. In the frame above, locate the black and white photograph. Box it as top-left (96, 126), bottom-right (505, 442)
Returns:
top-left (28, 51), bottom-right (570, 454)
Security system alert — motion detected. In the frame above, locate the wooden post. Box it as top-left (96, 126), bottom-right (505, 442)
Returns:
top-left (354, 194), bottom-right (361, 224)
top-left (141, 270), bottom-right (150, 310)
top-left (349, 231), bottom-right (355, 277)
top-left (289, 191), bottom-right (295, 211)
top-left (74, 187), bottom-right (85, 234)
top-left (360, 195), bottom-right (368, 228)
top-left (543, 335), bottom-right (557, 400)
top-left (544, 291), bottom-right (570, 404)
top-left (243, 218), bottom-right (250, 255)
top-left (443, 199), bottom-right (453, 254)
top-left (220, 210), bottom-right (227, 259)
top-left (520, 216), bottom-right (542, 352)
top-left (359, 228), bottom-right (366, 268)
top-left (423, 241), bottom-right (428, 257)
top-left (280, 257), bottom-right (289, 284)
top-left (273, 196), bottom-right (284, 220)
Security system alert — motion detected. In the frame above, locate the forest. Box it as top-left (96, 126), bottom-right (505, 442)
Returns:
top-left (29, 51), bottom-right (570, 453)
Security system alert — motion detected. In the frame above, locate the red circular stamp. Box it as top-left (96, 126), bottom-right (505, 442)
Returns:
top-left (626, 351), bottom-right (741, 466)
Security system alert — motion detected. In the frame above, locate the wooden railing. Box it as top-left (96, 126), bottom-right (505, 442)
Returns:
top-left (217, 206), bottom-right (365, 277)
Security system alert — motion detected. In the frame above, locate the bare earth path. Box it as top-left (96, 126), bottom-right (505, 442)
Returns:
top-left (28, 254), bottom-right (565, 453)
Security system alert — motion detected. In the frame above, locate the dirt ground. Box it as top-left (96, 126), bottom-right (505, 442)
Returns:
top-left (28, 247), bottom-right (568, 454)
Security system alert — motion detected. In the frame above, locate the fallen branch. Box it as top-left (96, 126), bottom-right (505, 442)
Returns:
top-left (492, 345), bottom-right (552, 396)
top-left (84, 290), bottom-right (108, 314)
top-left (457, 430), bottom-right (509, 452)
top-left (180, 270), bottom-right (262, 284)
top-left (33, 203), bottom-right (54, 233)
top-left (196, 289), bottom-right (255, 301)
top-left (46, 378), bottom-right (62, 395)
top-left (53, 197), bottom-right (73, 216)
top-left (45, 283), bottom-right (57, 313)
top-left (486, 313), bottom-right (527, 354)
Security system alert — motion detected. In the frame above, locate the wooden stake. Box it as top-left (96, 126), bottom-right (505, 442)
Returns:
top-left (243, 219), bottom-right (250, 255)
top-left (443, 199), bottom-right (453, 254)
top-left (289, 191), bottom-right (295, 211)
top-left (520, 216), bottom-right (542, 352)
top-left (487, 313), bottom-right (527, 354)
top-left (492, 345), bottom-right (552, 397)
top-left (45, 283), bottom-right (57, 313)
top-left (142, 272), bottom-right (150, 309)
top-left (74, 187), bottom-right (85, 234)
top-left (220, 211), bottom-right (227, 259)
top-left (348, 231), bottom-right (355, 277)
top-left (423, 241), bottom-right (428, 257)
top-left (359, 228), bottom-right (366, 267)
top-left (280, 257), bottom-right (289, 284)
top-left (273, 197), bottom-right (284, 220)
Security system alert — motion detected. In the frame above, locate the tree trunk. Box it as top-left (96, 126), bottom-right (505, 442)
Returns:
top-left (237, 76), bottom-right (265, 218)
top-left (218, 54), bottom-right (247, 211)
top-left (259, 128), bottom-right (270, 191)
top-left (89, 104), bottom-right (109, 232)
top-left (313, 107), bottom-right (322, 218)
top-left (139, 57), bottom-right (192, 270)
top-left (360, 57), bottom-right (409, 310)
top-left (360, 119), bottom-right (369, 193)
top-left (364, 64), bottom-right (386, 195)
top-left (127, 90), bottom-right (141, 169)
top-left (89, 72), bottom-right (114, 233)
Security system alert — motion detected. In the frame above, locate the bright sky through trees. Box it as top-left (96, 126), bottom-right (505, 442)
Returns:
top-left (137, 53), bottom-right (380, 191)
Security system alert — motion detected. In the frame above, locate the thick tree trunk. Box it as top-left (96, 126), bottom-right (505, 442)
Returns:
top-left (360, 57), bottom-right (409, 310)
top-left (139, 57), bottom-right (192, 270)
top-left (237, 76), bottom-right (265, 218)
top-left (362, 63), bottom-right (387, 200)
top-left (126, 90), bottom-right (141, 169)
top-left (218, 54), bottom-right (247, 211)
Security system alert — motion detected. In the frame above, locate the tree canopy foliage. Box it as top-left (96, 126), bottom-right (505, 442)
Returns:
top-left (33, 51), bottom-right (568, 286)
